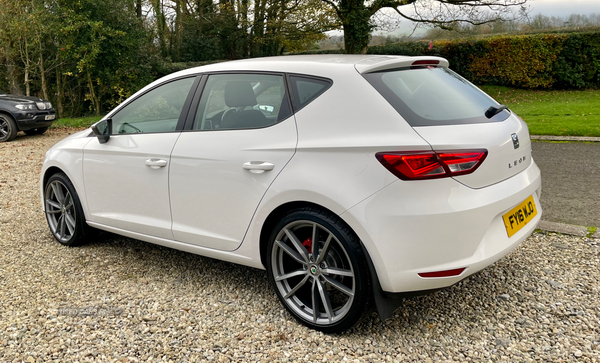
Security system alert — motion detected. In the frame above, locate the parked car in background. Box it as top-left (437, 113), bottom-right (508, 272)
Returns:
top-left (40, 55), bottom-right (542, 333)
top-left (0, 92), bottom-right (57, 142)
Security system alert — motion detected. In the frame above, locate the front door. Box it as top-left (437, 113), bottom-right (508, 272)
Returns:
top-left (83, 77), bottom-right (197, 239)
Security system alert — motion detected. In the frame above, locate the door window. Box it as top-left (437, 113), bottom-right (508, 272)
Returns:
top-left (194, 74), bottom-right (290, 130)
top-left (111, 77), bottom-right (195, 134)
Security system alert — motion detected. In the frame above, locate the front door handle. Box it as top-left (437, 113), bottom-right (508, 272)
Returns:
top-left (145, 158), bottom-right (168, 169)
top-left (243, 161), bottom-right (275, 174)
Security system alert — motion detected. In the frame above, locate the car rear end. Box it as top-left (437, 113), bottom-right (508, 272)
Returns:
top-left (343, 56), bottom-right (542, 293)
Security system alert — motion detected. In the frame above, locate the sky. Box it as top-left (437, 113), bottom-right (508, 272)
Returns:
top-left (373, 0), bottom-right (600, 36)
top-left (528, 0), bottom-right (599, 17)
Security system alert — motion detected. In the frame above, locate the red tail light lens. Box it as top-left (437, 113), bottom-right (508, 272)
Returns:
top-left (412, 60), bottom-right (440, 66)
top-left (376, 150), bottom-right (487, 180)
top-left (418, 267), bottom-right (466, 278)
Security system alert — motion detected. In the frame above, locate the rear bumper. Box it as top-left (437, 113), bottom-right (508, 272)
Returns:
top-left (342, 159), bottom-right (542, 293)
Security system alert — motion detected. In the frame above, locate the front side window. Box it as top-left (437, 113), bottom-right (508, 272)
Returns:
top-left (193, 73), bottom-right (290, 130)
top-left (363, 67), bottom-right (510, 126)
top-left (111, 77), bottom-right (195, 134)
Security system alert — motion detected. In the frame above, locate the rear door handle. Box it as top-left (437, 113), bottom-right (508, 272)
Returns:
top-left (145, 158), bottom-right (168, 169)
top-left (243, 161), bottom-right (275, 174)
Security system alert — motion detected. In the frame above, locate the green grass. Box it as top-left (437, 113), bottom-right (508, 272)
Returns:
top-left (480, 86), bottom-right (600, 137)
top-left (51, 115), bottom-right (104, 129)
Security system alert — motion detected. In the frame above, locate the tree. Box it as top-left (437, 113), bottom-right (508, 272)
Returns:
top-left (320, 0), bottom-right (528, 54)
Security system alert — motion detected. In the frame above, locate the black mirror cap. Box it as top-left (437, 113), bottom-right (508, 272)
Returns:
top-left (91, 119), bottom-right (112, 144)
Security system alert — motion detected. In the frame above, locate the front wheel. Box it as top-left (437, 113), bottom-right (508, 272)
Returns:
top-left (44, 172), bottom-right (92, 246)
top-left (267, 208), bottom-right (370, 333)
top-left (0, 114), bottom-right (18, 142)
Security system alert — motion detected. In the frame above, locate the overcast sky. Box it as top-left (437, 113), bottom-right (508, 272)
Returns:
top-left (528, 0), bottom-right (599, 16)
top-left (374, 0), bottom-right (600, 36)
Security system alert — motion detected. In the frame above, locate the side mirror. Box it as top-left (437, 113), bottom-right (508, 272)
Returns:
top-left (91, 119), bottom-right (112, 144)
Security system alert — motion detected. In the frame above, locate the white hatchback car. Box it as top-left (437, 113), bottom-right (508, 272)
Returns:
top-left (41, 55), bottom-right (542, 333)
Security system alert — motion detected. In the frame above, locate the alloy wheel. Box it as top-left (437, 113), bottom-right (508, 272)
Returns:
top-left (45, 180), bottom-right (77, 243)
top-left (0, 118), bottom-right (9, 138)
top-left (270, 220), bottom-right (356, 325)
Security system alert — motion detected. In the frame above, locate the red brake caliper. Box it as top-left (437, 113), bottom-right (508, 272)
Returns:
top-left (302, 238), bottom-right (313, 254)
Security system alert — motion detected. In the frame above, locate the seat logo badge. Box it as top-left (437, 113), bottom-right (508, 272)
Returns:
top-left (511, 133), bottom-right (520, 149)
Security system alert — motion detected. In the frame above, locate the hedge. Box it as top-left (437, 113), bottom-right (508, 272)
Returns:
top-left (367, 31), bottom-right (600, 89)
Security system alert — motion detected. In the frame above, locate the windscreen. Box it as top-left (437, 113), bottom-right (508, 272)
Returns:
top-left (363, 67), bottom-right (510, 126)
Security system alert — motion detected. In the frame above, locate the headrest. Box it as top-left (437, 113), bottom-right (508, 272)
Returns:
top-left (224, 81), bottom-right (257, 107)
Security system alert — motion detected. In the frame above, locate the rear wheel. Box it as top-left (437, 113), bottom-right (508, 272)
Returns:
top-left (267, 208), bottom-right (370, 333)
top-left (44, 172), bottom-right (93, 246)
top-left (24, 126), bottom-right (49, 136)
top-left (0, 114), bottom-right (18, 142)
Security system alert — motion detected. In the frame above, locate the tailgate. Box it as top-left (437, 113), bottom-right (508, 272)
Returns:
top-left (413, 114), bottom-right (532, 189)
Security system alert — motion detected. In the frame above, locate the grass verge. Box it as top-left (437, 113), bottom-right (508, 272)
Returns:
top-left (51, 115), bottom-right (103, 129)
top-left (480, 86), bottom-right (600, 137)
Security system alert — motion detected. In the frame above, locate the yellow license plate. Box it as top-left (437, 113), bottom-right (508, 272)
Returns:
top-left (502, 195), bottom-right (538, 238)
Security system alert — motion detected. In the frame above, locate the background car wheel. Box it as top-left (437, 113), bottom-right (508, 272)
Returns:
top-left (0, 113), bottom-right (18, 142)
top-left (24, 126), bottom-right (49, 136)
top-left (44, 172), bottom-right (93, 246)
top-left (267, 208), bottom-right (370, 333)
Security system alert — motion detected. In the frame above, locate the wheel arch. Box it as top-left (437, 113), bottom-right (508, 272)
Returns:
top-left (40, 161), bottom-right (89, 222)
top-left (43, 166), bottom-right (64, 187)
top-left (259, 201), bottom-right (330, 269)
top-left (258, 200), bottom-right (407, 323)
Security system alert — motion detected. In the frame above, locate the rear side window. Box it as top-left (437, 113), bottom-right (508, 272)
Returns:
top-left (363, 67), bottom-right (510, 126)
top-left (289, 76), bottom-right (331, 111)
top-left (193, 73), bottom-right (291, 131)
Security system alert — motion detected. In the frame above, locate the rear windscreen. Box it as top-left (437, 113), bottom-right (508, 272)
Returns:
top-left (363, 67), bottom-right (510, 126)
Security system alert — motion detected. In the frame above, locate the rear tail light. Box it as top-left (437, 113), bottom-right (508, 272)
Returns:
top-left (376, 149), bottom-right (487, 180)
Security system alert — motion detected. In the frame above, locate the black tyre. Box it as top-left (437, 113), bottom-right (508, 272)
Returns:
top-left (24, 126), bottom-right (49, 136)
top-left (267, 207), bottom-right (370, 333)
top-left (44, 172), bottom-right (93, 246)
top-left (0, 113), bottom-right (18, 142)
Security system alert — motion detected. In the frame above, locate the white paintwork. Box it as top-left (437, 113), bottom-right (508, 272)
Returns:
top-left (40, 129), bottom-right (94, 217)
top-left (169, 119), bottom-right (297, 251)
top-left (41, 54), bottom-right (543, 296)
top-left (341, 160), bottom-right (542, 292)
top-left (354, 55), bottom-right (449, 73)
top-left (82, 133), bottom-right (181, 240)
top-left (414, 113), bottom-right (533, 188)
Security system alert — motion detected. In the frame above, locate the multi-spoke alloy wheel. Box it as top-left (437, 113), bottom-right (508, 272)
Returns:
top-left (267, 209), bottom-right (369, 333)
top-left (44, 172), bottom-right (90, 246)
top-left (0, 114), bottom-right (18, 142)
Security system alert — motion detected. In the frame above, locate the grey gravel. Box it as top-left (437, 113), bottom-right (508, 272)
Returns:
top-left (1, 129), bottom-right (599, 362)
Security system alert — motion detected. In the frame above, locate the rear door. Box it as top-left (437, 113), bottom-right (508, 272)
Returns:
top-left (169, 73), bottom-right (296, 251)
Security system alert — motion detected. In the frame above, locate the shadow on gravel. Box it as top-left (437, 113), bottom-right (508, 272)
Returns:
top-left (69, 230), bottom-right (533, 337)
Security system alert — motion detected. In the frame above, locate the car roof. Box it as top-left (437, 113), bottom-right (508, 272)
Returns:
top-left (103, 55), bottom-right (449, 121)
top-left (167, 55), bottom-right (449, 80)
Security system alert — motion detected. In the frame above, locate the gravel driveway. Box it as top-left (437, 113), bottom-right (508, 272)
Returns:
top-left (1, 129), bottom-right (599, 362)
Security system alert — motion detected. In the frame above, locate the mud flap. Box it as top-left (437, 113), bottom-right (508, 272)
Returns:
top-left (360, 242), bottom-right (404, 321)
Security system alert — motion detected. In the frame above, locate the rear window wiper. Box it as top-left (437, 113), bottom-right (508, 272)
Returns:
top-left (485, 105), bottom-right (508, 119)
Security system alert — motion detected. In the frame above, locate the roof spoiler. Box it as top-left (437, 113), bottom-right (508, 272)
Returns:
top-left (355, 56), bottom-right (449, 74)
